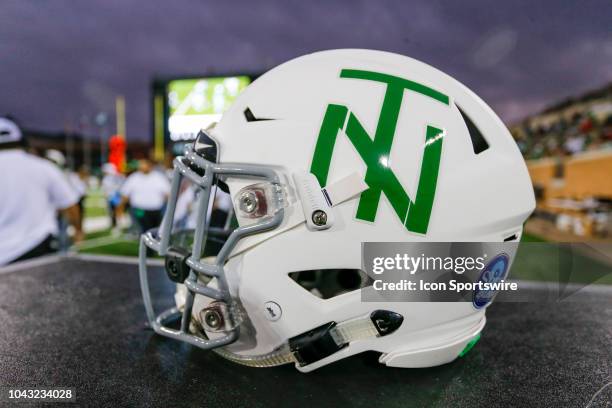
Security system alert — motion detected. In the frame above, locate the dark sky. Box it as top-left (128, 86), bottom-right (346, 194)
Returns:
top-left (1, 0), bottom-right (611, 140)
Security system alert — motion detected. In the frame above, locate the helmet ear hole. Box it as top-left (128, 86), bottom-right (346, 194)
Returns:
top-left (289, 269), bottom-right (371, 299)
top-left (337, 269), bottom-right (362, 290)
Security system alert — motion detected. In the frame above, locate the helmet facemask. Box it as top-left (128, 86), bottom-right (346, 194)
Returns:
top-left (139, 129), bottom-right (396, 369)
top-left (139, 128), bottom-right (286, 352)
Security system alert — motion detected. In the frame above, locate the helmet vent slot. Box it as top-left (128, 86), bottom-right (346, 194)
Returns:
top-left (288, 269), bottom-right (372, 299)
top-left (244, 107), bottom-right (274, 122)
top-left (456, 104), bottom-right (489, 154)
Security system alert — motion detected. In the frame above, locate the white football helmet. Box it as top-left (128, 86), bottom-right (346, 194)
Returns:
top-left (139, 49), bottom-right (534, 372)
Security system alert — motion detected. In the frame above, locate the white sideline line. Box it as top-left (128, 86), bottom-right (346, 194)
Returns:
top-left (0, 255), bottom-right (62, 274)
top-left (75, 235), bottom-right (134, 250)
top-left (0, 253), bottom-right (163, 275)
top-left (83, 216), bottom-right (111, 233)
top-left (586, 382), bottom-right (612, 408)
top-left (73, 253), bottom-right (164, 266)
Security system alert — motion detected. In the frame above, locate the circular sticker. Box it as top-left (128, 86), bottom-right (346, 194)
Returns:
top-left (473, 253), bottom-right (510, 309)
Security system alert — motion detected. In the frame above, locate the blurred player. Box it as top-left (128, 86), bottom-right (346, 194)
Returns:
top-left (0, 117), bottom-right (83, 266)
top-left (74, 165), bottom-right (90, 227)
top-left (101, 163), bottom-right (125, 229)
top-left (45, 149), bottom-right (87, 236)
top-left (173, 181), bottom-right (197, 229)
top-left (117, 158), bottom-right (170, 234)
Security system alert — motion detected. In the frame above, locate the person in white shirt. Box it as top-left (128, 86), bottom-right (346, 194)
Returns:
top-left (173, 181), bottom-right (197, 230)
top-left (0, 117), bottom-right (83, 266)
top-left (118, 158), bottom-right (170, 234)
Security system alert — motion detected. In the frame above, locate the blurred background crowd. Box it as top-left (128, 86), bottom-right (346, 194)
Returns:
top-left (508, 85), bottom-right (612, 240)
top-left (513, 85), bottom-right (612, 159)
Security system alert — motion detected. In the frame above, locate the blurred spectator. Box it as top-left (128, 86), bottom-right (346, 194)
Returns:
top-left (45, 149), bottom-right (88, 233)
top-left (73, 166), bottom-right (90, 227)
top-left (0, 117), bottom-right (83, 266)
top-left (564, 133), bottom-right (585, 154)
top-left (174, 181), bottom-right (233, 231)
top-left (45, 149), bottom-right (67, 168)
top-left (101, 163), bottom-right (125, 228)
top-left (174, 181), bottom-right (197, 230)
top-left (117, 158), bottom-right (170, 234)
top-left (513, 107), bottom-right (612, 159)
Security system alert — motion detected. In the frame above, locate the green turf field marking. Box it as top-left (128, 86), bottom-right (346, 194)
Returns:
top-left (79, 241), bottom-right (140, 257)
top-left (521, 232), bottom-right (547, 242)
top-left (84, 229), bottom-right (113, 240)
top-left (78, 228), bottom-right (140, 257)
top-left (84, 206), bottom-right (108, 218)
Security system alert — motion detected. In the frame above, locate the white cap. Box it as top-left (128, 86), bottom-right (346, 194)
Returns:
top-left (45, 149), bottom-right (66, 167)
top-left (0, 117), bottom-right (22, 144)
top-left (102, 162), bottom-right (117, 175)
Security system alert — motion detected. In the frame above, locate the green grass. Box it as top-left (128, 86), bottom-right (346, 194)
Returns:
top-left (517, 231), bottom-right (612, 284)
top-left (79, 228), bottom-right (140, 257)
top-left (83, 189), bottom-right (108, 218)
top-left (84, 205), bottom-right (108, 218)
top-left (521, 232), bottom-right (547, 242)
top-left (84, 229), bottom-right (114, 240)
top-left (511, 242), bottom-right (612, 285)
top-left (80, 240), bottom-right (140, 257)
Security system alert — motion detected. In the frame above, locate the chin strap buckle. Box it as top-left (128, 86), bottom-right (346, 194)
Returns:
top-left (289, 310), bottom-right (404, 367)
top-left (289, 322), bottom-right (346, 366)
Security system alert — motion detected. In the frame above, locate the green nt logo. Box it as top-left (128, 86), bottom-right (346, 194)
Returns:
top-left (310, 69), bottom-right (449, 234)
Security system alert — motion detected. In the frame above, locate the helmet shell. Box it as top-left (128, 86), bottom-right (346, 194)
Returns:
top-left (194, 49), bottom-right (534, 370)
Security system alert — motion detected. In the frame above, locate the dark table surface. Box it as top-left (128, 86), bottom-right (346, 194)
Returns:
top-left (0, 257), bottom-right (610, 407)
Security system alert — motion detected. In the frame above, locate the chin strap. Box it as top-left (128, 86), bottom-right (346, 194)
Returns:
top-left (213, 310), bottom-right (403, 368)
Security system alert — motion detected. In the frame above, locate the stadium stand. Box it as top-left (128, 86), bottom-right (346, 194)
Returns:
top-left (513, 83), bottom-right (612, 239)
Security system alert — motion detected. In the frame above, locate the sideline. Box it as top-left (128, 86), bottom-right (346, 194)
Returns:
top-left (0, 254), bottom-right (62, 275)
top-left (585, 381), bottom-right (612, 408)
top-left (74, 253), bottom-right (164, 266)
top-left (75, 234), bottom-right (136, 250)
top-left (0, 253), bottom-right (164, 275)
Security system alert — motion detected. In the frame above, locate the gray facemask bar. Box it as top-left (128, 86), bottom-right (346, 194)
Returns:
top-left (139, 144), bottom-right (285, 350)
